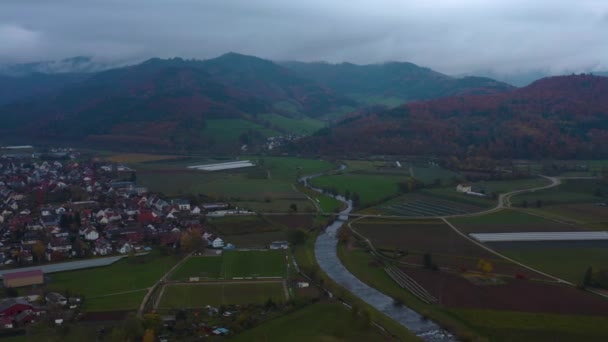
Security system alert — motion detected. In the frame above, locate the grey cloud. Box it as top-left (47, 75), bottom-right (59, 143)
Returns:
top-left (0, 0), bottom-right (607, 75)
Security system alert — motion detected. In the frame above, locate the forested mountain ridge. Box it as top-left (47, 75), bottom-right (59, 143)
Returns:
top-left (291, 75), bottom-right (608, 159)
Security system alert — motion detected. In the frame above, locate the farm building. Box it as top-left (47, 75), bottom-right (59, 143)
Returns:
top-left (2, 269), bottom-right (44, 288)
top-left (456, 183), bottom-right (472, 193)
top-left (269, 241), bottom-right (289, 250)
top-left (0, 298), bottom-right (33, 317)
top-left (172, 199), bottom-right (191, 211)
top-left (211, 237), bottom-right (225, 248)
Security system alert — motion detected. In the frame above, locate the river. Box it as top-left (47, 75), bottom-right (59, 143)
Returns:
top-left (302, 167), bottom-right (455, 341)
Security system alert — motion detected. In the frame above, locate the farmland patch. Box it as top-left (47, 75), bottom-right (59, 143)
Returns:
top-left (159, 282), bottom-right (285, 309)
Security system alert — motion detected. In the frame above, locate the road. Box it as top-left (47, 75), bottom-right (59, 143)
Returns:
top-left (138, 252), bottom-right (193, 317)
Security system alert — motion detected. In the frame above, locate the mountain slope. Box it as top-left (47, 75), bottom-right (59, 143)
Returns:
top-left (281, 61), bottom-right (514, 106)
top-left (0, 73), bottom-right (90, 105)
top-left (0, 55), bottom-right (354, 152)
top-left (292, 75), bottom-right (608, 159)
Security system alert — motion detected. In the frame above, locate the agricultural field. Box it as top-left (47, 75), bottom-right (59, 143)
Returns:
top-left (227, 231), bottom-right (288, 248)
top-left (448, 209), bottom-right (608, 283)
top-left (201, 119), bottom-right (279, 143)
top-left (475, 177), bottom-right (551, 194)
top-left (258, 156), bottom-right (335, 182)
top-left (338, 242), bottom-right (608, 342)
top-left (496, 244), bottom-right (608, 284)
top-left (232, 301), bottom-right (388, 342)
top-left (447, 209), bottom-right (586, 234)
top-left (159, 282), bottom-right (285, 309)
top-left (138, 170), bottom-right (299, 199)
top-left (399, 266), bottom-right (608, 315)
top-left (134, 155), bottom-right (333, 203)
top-left (47, 252), bottom-right (180, 311)
top-left (232, 198), bottom-right (314, 213)
top-left (375, 194), bottom-right (483, 217)
top-left (453, 309), bottom-right (608, 342)
top-left (512, 179), bottom-right (608, 206)
top-left (169, 250), bottom-right (288, 281)
top-left (310, 173), bottom-right (409, 207)
top-left (259, 113), bottom-right (325, 135)
top-left (296, 185), bottom-right (343, 213)
top-left (85, 290), bottom-right (148, 312)
top-left (422, 187), bottom-right (496, 208)
top-left (103, 153), bottom-right (186, 164)
top-left (222, 250), bottom-right (287, 279)
top-left (351, 219), bottom-right (522, 274)
top-left (169, 256), bottom-right (224, 281)
top-left (524, 203), bottom-right (608, 230)
top-left (410, 166), bottom-right (459, 185)
top-left (208, 215), bottom-right (282, 236)
top-left (266, 215), bottom-right (314, 230)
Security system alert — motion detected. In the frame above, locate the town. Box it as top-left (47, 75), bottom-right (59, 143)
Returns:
top-left (0, 147), bottom-right (288, 338)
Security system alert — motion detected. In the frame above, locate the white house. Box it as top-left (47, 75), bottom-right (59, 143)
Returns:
top-left (83, 228), bottom-right (99, 241)
top-left (191, 206), bottom-right (201, 215)
top-left (211, 237), bottom-right (224, 248)
top-left (95, 238), bottom-right (112, 255)
top-left (118, 242), bottom-right (133, 254)
top-left (173, 199), bottom-right (191, 211)
top-left (456, 183), bottom-right (472, 193)
top-left (269, 241), bottom-right (289, 250)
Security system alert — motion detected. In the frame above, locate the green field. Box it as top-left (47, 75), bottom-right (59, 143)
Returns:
top-left (136, 155), bottom-right (334, 202)
top-left (202, 119), bottom-right (278, 143)
top-left (223, 250), bottom-right (287, 278)
top-left (259, 156), bottom-right (335, 182)
top-left (169, 256), bottom-right (224, 281)
top-left (452, 308), bottom-right (608, 342)
top-left (499, 247), bottom-right (608, 284)
top-left (411, 166), bottom-right (459, 185)
top-left (259, 113), bottom-right (325, 135)
top-left (232, 199), bottom-right (314, 213)
top-left (296, 185), bottom-right (343, 213)
top-left (209, 215), bottom-right (281, 235)
top-left (232, 302), bottom-right (388, 342)
top-left (512, 179), bottom-right (608, 206)
top-left (227, 231), bottom-right (288, 248)
top-left (311, 173), bottom-right (409, 206)
top-left (422, 187), bottom-right (495, 208)
top-left (478, 177), bottom-right (551, 194)
top-left (449, 209), bottom-right (548, 225)
top-left (48, 253), bottom-right (180, 311)
top-left (85, 290), bottom-right (147, 312)
top-left (138, 171), bottom-right (297, 199)
top-left (159, 282), bottom-right (285, 308)
top-left (169, 250), bottom-right (288, 281)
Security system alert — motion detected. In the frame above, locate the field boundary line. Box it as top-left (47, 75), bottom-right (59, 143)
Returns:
top-left (441, 217), bottom-right (571, 284)
top-left (89, 288), bottom-right (149, 299)
top-left (137, 252), bottom-right (193, 317)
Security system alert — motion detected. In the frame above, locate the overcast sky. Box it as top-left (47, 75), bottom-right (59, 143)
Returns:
top-left (1, 0), bottom-right (607, 75)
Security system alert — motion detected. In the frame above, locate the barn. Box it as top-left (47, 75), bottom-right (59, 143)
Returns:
top-left (2, 269), bottom-right (44, 288)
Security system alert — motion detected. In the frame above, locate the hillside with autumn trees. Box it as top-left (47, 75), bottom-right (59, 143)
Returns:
top-left (0, 53), bottom-right (357, 152)
top-left (291, 75), bottom-right (608, 159)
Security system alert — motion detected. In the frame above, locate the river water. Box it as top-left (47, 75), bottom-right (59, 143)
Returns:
top-left (303, 169), bottom-right (455, 341)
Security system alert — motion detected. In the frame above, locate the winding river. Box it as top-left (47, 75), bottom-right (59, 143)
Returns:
top-left (301, 168), bottom-right (455, 341)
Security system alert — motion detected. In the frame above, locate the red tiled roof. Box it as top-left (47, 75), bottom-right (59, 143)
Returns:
top-left (3, 269), bottom-right (43, 280)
